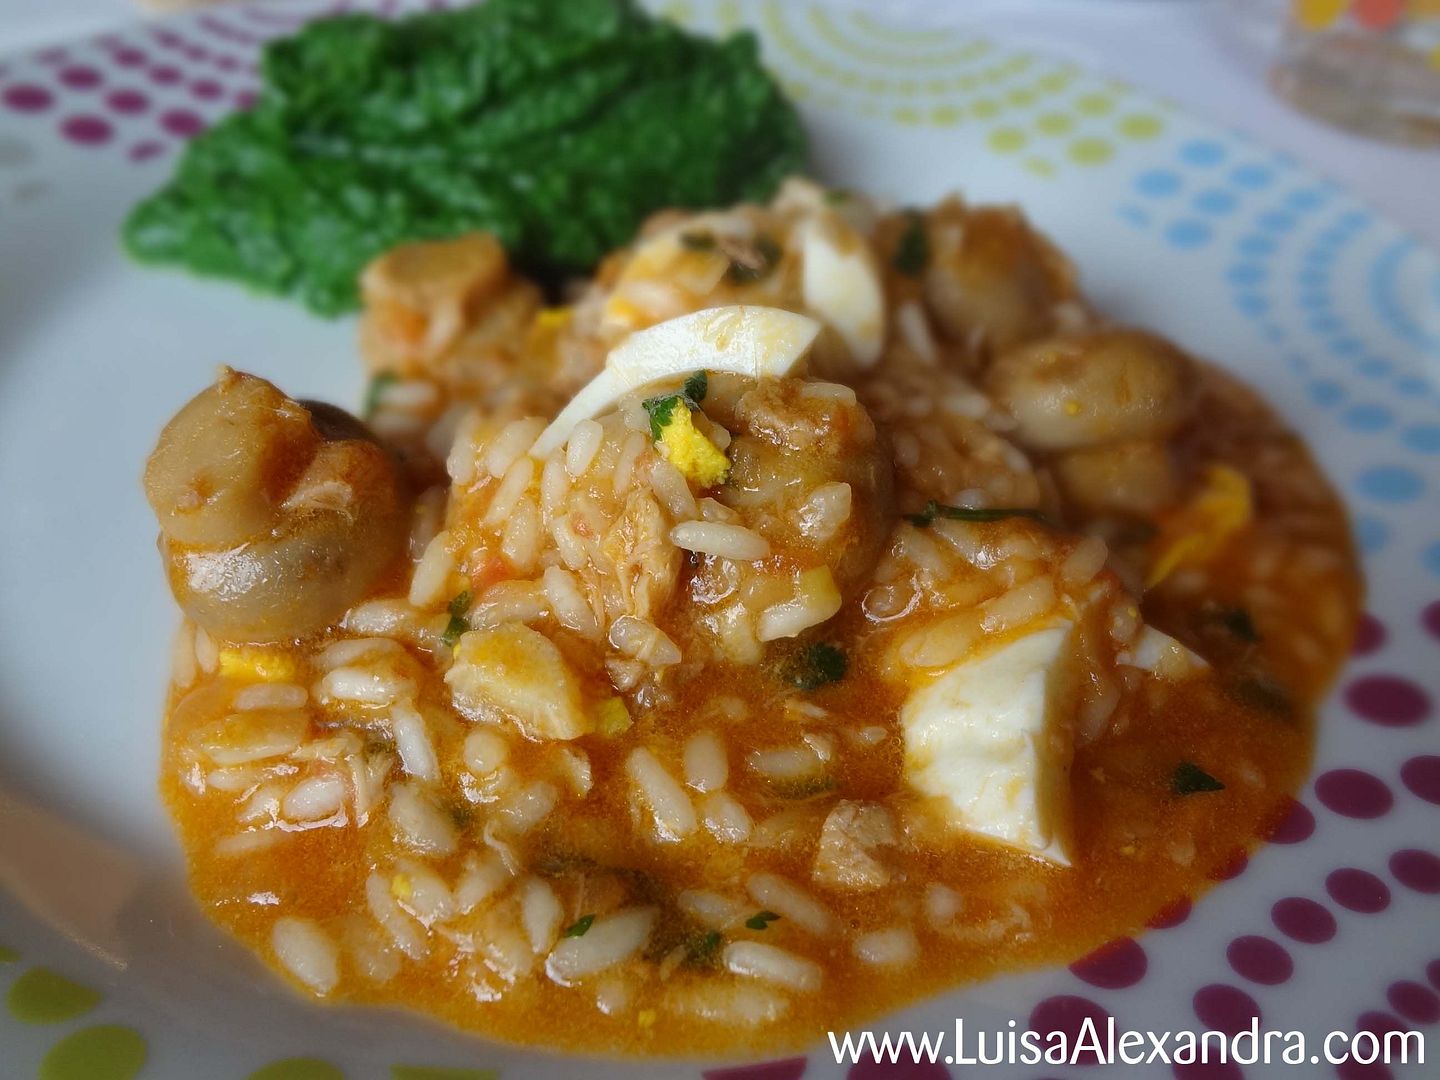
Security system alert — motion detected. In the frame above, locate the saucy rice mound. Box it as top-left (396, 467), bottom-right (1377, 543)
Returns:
top-left (147, 179), bottom-right (1360, 1056)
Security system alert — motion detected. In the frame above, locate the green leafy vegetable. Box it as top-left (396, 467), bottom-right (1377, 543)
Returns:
top-left (905, 501), bottom-right (1046, 527)
top-left (683, 369), bottom-right (709, 404)
top-left (744, 910), bottom-right (781, 931)
top-left (725, 235), bottom-right (782, 284)
top-left (562, 914), bottom-right (596, 938)
top-left (784, 642), bottom-right (847, 690)
top-left (893, 210), bottom-right (929, 276)
top-left (447, 590), bottom-right (472, 618)
top-left (642, 371), bottom-right (708, 440)
top-left (684, 930), bottom-right (723, 968)
top-left (441, 615), bottom-right (468, 649)
top-left (1172, 762), bottom-right (1225, 795)
top-left (362, 372), bottom-right (398, 420)
top-left (122, 0), bottom-right (807, 316)
top-left (824, 188), bottom-right (853, 205)
top-left (679, 231), bottom-right (717, 252)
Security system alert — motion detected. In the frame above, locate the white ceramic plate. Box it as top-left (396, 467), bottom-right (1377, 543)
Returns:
top-left (1, 2), bottom-right (1438, 1078)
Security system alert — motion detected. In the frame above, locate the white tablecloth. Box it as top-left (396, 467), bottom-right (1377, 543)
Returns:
top-left (3, 0), bottom-right (1435, 246)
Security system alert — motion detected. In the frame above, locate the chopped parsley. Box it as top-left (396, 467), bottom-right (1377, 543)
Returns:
top-left (562, 914), bottom-right (596, 938)
top-left (905, 500), bottom-right (1046, 527)
top-left (441, 590), bottom-right (473, 648)
top-left (785, 642), bottom-right (848, 690)
top-left (679, 230), bottom-right (718, 252)
top-left (362, 372), bottom-right (399, 420)
top-left (1206, 605), bottom-right (1260, 643)
top-left (1229, 670), bottom-right (1294, 718)
top-left (684, 930), bottom-right (723, 968)
top-left (824, 188), bottom-right (853, 205)
top-left (744, 910), bottom-right (781, 931)
top-left (642, 370), bottom-right (709, 441)
top-left (725, 235), bottom-right (782, 284)
top-left (1172, 762), bottom-right (1225, 796)
top-left (893, 210), bottom-right (929, 276)
top-left (683, 369), bottom-right (709, 404)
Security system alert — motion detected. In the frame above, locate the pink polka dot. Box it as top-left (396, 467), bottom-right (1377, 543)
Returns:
top-left (1358, 1011), bottom-right (1408, 1038)
top-left (217, 55), bottom-right (239, 72)
top-left (3, 83), bottom-right (54, 112)
top-left (1428, 959), bottom-right (1440, 991)
top-left (1266, 798), bottom-right (1316, 844)
top-left (1389, 849), bottom-right (1440, 893)
top-left (1315, 769), bottom-right (1393, 819)
top-left (1400, 755), bottom-right (1440, 805)
top-left (1193, 983), bottom-right (1262, 1035)
top-left (160, 108), bottom-right (206, 138)
top-left (1336, 1059), bottom-right (1393, 1080)
top-left (59, 114), bottom-right (113, 145)
top-left (846, 1056), bottom-right (951, 1079)
top-left (1211, 851), bottom-right (1249, 881)
top-left (1172, 1061), bottom-right (1244, 1080)
top-left (1353, 613), bottom-right (1387, 655)
top-left (182, 45), bottom-right (210, 62)
top-left (1345, 675), bottom-right (1431, 726)
top-left (235, 89), bottom-right (258, 110)
top-left (189, 79), bottom-right (223, 101)
top-left (153, 29), bottom-right (183, 49)
top-left (1029, 995), bottom-right (1110, 1066)
top-left (59, 65), bottom-right (102, 90)
top-left (1148, 897), bottom-right (1192, 929)
top-left (128, 140), bottom-right (165, 162)
top-left (113, 47), bottom-right (147, 67)
top-left (1270, 896), bottom-right (1337, 943)
top-left (1387, 980), bottom-right (1440, 1024)
top-left (1326, 868), bottom-right (1391, 913)
top-left (705, 1057), bottom-right (808, 1080)
top-left (106, 89), bottom-right (149, 115)
top-left (37, 46), bottom-right (67, 65)
top-left (1069, 936), bottom-right (1147, 989)
top-left (149, 65), bottom-right (181, 86)
top-left (1423, 601), bottom-right (1440, 641)
top-left (1226, 935), bottom-right (1293, 985)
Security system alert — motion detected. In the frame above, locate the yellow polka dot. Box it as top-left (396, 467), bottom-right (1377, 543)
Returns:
top-left (865, 77), bottom-right (887, 95)
top-left (1007, 87), bottom-right (1037, 107)
top-left (1118, 113), bottom-right (1164, 140)
top-left (897, 80), bottom-right (918, 96)
top-left (838, 69), bottom-right (861, 88)
top-left (1037, 71), bottom-right (1071, 94)
top-left (1036, 111), bottom-right (1074, 136)
top-left (925, 78), bottom-right (948, 94)
top-left (1076, 92), bottom-right (1115, 116)
top-left (1294, 0), bottom-right (1347, 31)
top-left (1068, 137), bottom-right (1115, 165)
top-left (892, 105), bottom-right (922, 126)
top-left (1430, 43), bottom-right (1440, 71)
top-left (1024, 157), bottom-right (1057, 178)
top-left (988, 127), bottom-right (1028, 153)
top-left (970, 98), bottom-right (1000, 119)
top-left (930, 104), bottom-right (963, 126)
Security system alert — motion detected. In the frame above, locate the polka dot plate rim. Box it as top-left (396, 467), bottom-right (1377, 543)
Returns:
top-left (0, 0), bottom-right (1436, 1077)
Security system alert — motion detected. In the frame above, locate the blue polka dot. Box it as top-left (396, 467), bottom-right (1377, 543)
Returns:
top-left (1358, 464), bottom-right (1424, 503)
top-left (1287, 353), bottom-right (1311, 374)
top-left (1286, 188), bottom-right (1326, 211)
top-left (1307, 314), bottom-right (1341, 334)
top-left (1259, 210), bottom-right (1297, 232)
top-left (1342, 403), bottom-right (1393, 432)
top-left (1230, 164), bottom-right (1273, 189)
top-left (1194, 189), bottom-right (1237, 215)
top-left (1329, 337), bottom-right (1362, 357)
top-left (1395, 374), bottom-right (1431, 395)
top-left (1355, 514), bottom-right (1391, 553)
top-left (1235, 292), bottom-right (1270, 316)
top-left (1358, 357), bottom-right (1393, 379)
top-left (1340, 210), bottom-right (1371, 231)
top-left (1260, 322), bottom-right (1286, 342)
top-left (1425, 541), bottom-right (1440, 577)
top-left (1135, 169), bottom-right (1182, 197)
top-left (1166, 219), bottom-right (1212, 249)
top-left (1227, 262), bottom-right (1267, 286)
top-left (1308, 380), bottom-right (1345, 406)
top-left (1179, 139), bottom-right (1226, 167)
top-left (1401, 424), bottom-right (1440, 453)
top-left (1239, 234), bottom-right (1276, 257)
top-left (1299, 289), bottom-right (1329, 311)
top-left (1118, 204), bottom-right (1151, 228)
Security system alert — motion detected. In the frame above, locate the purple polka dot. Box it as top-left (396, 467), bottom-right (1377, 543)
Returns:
top-left (1193, 983), bottom-right (1262, 1035)
top-left (189, 79), bottom-right (223, 101)
top-left (149, 65), bottom-right (181, 86)
top-left (1271, 896), bottom-right (1337, 943)
top-left (1315, 769), bottom-right (1394, 819)
top-left (1428, 959), bottom-right (1440, 991)
top-left (182, 45), bottom-right (209, 62)
top-left (1346, 675), bottom-right (1431, 726)
top-left (1336, 1059), bottom-right (1393, 1080)
top-left (1267, 798), bottom-right (1316, 844)
top-left (128, 140), bottom-right (165, 163)
top-left (1069, 936), bottom-right (1147, 989)
top-left (1389, 849), bottom-right (1440, 893)
top-left (59, 114), bottom-right (113, 145)
top-left (106, 89), bottom-right (149, 115)
top-left (235, 89), bottom-right (258, 111)
top-left (217, 55), bottom-right (239, 72)
top-left (705, 1057), bottom-right (808, 1080)
top-left (113, 47), bottom-right (147, 67)
top-left (153, 29), bottom-right (183, 49)
top-left (846, 1055), bottom-right (951, 1079)
top-left (1227, 935), bottom-right (1293, 985)
top-left (1211, 851), bottom-right (1249, 881)
top-left (1326, 868), bottom-right (1391, 913)
top-left (160, 108), bottom-right (206, 138)
top-left (3, 83), bottom-right (54, 113)
top-left (1400, 755), bottom-right (1440, 805)
top-left (1148, 897), bottom-right (1192, 929)
top-left (1387, 980), bottom-right (1440, 1024)
top-left (1172, 1061), bottom-right (1245, 1080)
top-left (37, 46), bottom-right (67, 65)
top-left (1353, 613), bottom-right (1387, 655)
top-left (1029, 995), bottom-right (1110, 1066)
top-left (1423, 601), bottom-right (1440, 642)
top-left (1358, 1011), bottom-right (1408, 1038)
top-left (58, 66), bottom-right (101, 91)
